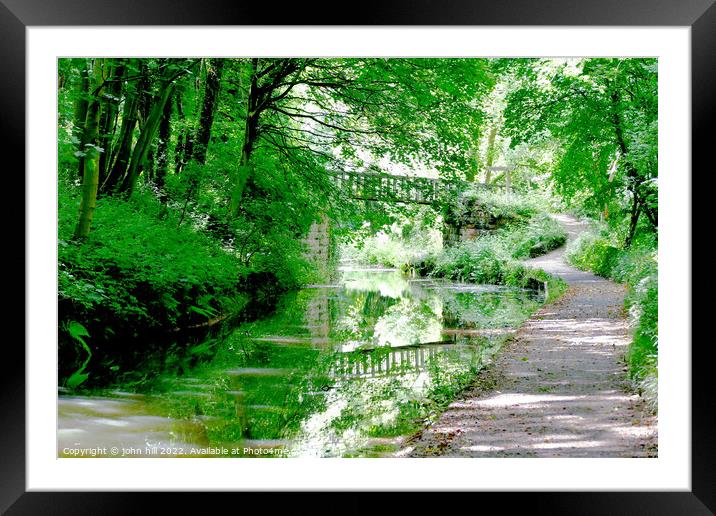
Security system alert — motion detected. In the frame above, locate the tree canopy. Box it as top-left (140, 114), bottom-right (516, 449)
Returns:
top-left (58, 56), bottom-right (659, 294)
top-left (502, 58), bottom-right (657, 245)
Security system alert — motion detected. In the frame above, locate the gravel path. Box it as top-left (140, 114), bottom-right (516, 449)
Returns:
top-left (404, 214), bottom-right (657, 458)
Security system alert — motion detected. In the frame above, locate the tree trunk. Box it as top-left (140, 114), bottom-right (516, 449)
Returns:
top-left (145, 148), bottom-right (155, 183)
top-left (193, 58), bottom-right (224, 165)
top-left (642, 202), bottom-right (658, 229)
top-left (155, 91), bottom-right (173, 203)
top-left (625, 188), bottom-right (641, 247)
top-left (466, 129), bottom-right (480, 182)
top-left (98, 59), bottom-right (126, 182)
top-left (73, 64), bottom-right (90, 180)
top-left (101, 75), bottom-right (140, 194)
top-left (611, 89), bottom-right (652, 239)
top-left (483, 124), bottom-right (498, 184)
top-left (136, 62), bottom-right (154, 183)
top-left (230, 59), bottom-right (260, 217)
top-left (117, 83), bottom-right (176, 196)
top-left (117, 64), bottom-right (179, 197)
top-left (174, 83), bottom-right (194, 175)
top-left (74, 60), bottom-right (106, 239)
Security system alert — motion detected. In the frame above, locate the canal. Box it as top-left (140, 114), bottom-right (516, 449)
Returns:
top-left (58, 267), bottom-right (544, 458)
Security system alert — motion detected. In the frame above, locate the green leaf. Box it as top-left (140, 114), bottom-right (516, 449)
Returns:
top-left (67, 321), bottom-right (92, 355)
top-left (189, 305), bottom-right (216, 318)
top-left (68, 320), bottom-right (89, 340)
top-left (67, 371), bottom-right (89, 389)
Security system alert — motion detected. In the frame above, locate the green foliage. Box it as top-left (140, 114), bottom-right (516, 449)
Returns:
top-left (499, 215), bottom-right (567, 259)
top-left (56, 57), bottom-right (501, 388)
top-left (59, 181), bottom-right (246, 328)
top-left (566, 231), bottom-right (622, 277)
top-left (419, 210), bottom-right (567, 292)
top-left (503, 58), bottom-right (658, 238)
top-left (59, 179), bottom-right (293, 385)
top-left (431, 240), bottom-right (505, 284)
top-left (341, 208), bottom-right (442, 269)
top-left (56, 57), bottom-right (658, 420)
top-left (627, 274), bottom-right (658, 377)
top-left (64, 321), bottom-right (92, 389)
top-left (457, 188), bottom-right (544, 221)
top-left (502, 263), bottom-right (569, 303)
top-left (348, 192), bottom-right (566, 274)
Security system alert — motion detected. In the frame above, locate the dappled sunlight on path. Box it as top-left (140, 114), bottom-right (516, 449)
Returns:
top-left (406, 214), bottom-right (657, 458)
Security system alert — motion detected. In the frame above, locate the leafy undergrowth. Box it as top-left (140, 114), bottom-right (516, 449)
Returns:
top-left (58, 181), bottom-right (305, 388)
top-left (501, 214), bottom-right (568, 259)
top-left (416, 213), bottom-right (568, 302)
top-left (567, 226), bottom-right (658, 413)
top-left (343, 190), bottom-right (562, 271)
top-left (454, 187), bottom-right (552, 222)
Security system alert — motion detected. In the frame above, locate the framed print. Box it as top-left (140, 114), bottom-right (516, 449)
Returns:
top-left (5, 0), bottom-right (713, 513)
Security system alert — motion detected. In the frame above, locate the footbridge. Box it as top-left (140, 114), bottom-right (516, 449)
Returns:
top-left (329, 170), bottom-right (462, 205)
top-left (329, 167), bottom-right (510, 205)
top-left (304, 168), bottom-right (512, 268)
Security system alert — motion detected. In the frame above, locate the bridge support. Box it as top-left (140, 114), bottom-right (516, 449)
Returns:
top-left (442, 221), bottom-right (461, 247)
top-left (442, 204), bottom-right (494, 247)
top-left (442, 221), bottom-right (485, 247)
top-left (303, 213), bottom-right (333, 276)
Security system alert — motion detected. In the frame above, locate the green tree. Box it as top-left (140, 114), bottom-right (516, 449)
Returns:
top-left (62, 57), bottom-right (496, 262)
top-left (503, 58), bottom-right (657, 245)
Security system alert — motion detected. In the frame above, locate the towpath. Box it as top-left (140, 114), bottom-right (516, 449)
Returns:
top-left (405, 214), bottom-right (657, 458)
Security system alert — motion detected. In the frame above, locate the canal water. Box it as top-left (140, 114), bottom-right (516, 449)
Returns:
top-left (58, 267), bottom-right (543, 458)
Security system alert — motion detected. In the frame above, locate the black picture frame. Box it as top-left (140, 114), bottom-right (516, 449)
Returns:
top-left (4, 0), bottom-right (712, 513)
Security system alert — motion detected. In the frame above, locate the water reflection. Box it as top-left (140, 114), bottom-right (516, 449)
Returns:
top-left (58, 268), bottom-right (543, 457)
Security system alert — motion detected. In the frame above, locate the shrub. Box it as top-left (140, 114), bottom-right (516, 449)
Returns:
top-left (566, 231), bottom-right (621, 277)
top-left (502, 214), bottom-right (567, 259)
top-left (458, 188), bottom-right (545, 221)
top-left (432, 240), bottom-right (504, 283)
top-left (625, 272), bottom-right (658, 378)
top-left (418, 210), bottom-right (567, 286)
top-left (414, 215), bottom-right (568, 303)
top-left (502, 263), bottom-right (568, 303)
top-left (59, 183), bottom-right (246, 330)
